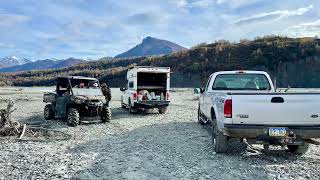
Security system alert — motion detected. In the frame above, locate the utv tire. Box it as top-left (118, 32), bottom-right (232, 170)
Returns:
top-left (158, 107), bottom-right (168, 114)
top-left (67, 108), bottom-right (80, 127)
top-left (101, 106), bottom-right (112, 123)
top-left (212, 122), bottom-right (228, 153)
top-left (198, 106), bottom-right (207, 125)
top-left (287, 143), bottom-right (310, 155)
top-left (44, 104), bottom-right (55, 120)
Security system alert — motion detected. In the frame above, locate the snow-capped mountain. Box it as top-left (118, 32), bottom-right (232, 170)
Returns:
top-left (0, 56), bottom-right (31, 68)
top-left (0, 58), bottom-right (86, 72)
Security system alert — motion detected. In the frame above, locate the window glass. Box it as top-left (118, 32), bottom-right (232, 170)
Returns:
top-left (205, 75), bottom-right (212, 91)
top-left (212, 74), bottom-right (271, 90)
top-left (129, 81), bottom-right (134, 89)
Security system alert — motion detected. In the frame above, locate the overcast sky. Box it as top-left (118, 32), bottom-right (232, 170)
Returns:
top-left (0, 0), bottom-right (319, 59)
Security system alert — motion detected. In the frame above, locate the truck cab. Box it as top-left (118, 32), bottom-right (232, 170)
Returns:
top-left (120, 66), bottom-right (171, 114)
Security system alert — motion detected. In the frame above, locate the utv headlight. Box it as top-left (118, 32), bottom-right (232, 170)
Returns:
top-left (75, 97), bottom-right (86, 104)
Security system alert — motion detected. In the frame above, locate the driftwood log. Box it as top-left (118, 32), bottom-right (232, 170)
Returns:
top-left (0, 99), bottom-right (71, 141)
top-left (0, 100), bottom-right (23, 137)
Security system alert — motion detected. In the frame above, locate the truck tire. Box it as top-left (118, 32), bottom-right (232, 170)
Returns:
top-left (159, 107), bottom-right (168, 114)
top-left (212, 122), bottom-right (228, 153)
top-left (287, 143), bottom-right (310, 155)
top-left (44, 104), bottom-right (55, 120)
top-left (101, 106), bottom-right (112, 123)
top-left (121, 97), bottom-right (126, 109)
top-left (128, 99), bottom-right (136, 114)
top-left (67, 108), bottom-right (80, 127)
top-left (198, 106), bottom-right (207, 125)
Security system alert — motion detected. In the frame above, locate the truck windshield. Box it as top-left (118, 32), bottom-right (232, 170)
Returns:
top-left (212, 74), bottom-right (271, 90)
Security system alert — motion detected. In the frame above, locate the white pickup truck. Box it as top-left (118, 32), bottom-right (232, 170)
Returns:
top-left (198, 70), bottom-right (320, 154)
top-left (120, 66), bottom-right (171, 114)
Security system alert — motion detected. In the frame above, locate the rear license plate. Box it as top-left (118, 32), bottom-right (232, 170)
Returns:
top-left (268, 127), bottom-right (287, 137)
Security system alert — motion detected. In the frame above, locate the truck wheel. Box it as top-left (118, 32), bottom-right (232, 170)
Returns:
top-left (67, 108), bottom-right (80, 127)
top-left (121, 102), bottom-right (126, 109)
top-left (121, 97), bottom-right (126, 109)
top-left (44, 104), bottom-right (55, 120)
top-left (128, 99), bottom-right (136, 114)
top-left (159, 107), bottom-right (168, 114)
top-left (198, 106), bottom-right (207, 125)
top-left (212, 122), bottom-right (228, 153)
top-left (101, 106), bottom-right (112, 123)
top-left (287, 143), bottom-right (310, 155)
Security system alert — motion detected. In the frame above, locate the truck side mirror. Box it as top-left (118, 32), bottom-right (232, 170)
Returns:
top-left (200, 88), bottom-right (205, 93)
top-left (120, 87), bottom-right (126, 91)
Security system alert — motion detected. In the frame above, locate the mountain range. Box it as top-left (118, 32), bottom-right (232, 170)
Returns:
top-left (114, 36), bottom-right (187, 58)
top-left (0, 57), bottom-right (86, 72)
top-left (2, 36), bottom-right (319, 88)
top-left (0, 56), bottom-right (31, 68)
top-left (0, 36), bottom-right (186, 72)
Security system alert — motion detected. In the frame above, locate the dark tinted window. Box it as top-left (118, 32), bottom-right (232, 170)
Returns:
top-left (129, 81), bottom-right (134, 89)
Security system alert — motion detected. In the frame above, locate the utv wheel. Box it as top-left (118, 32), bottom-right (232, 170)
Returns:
top-left (198, 106), bottom-right (207, 125)
top-left (212, 122), bottom-right (228, 153)
top-left (101, 106), bottom-right (112, 123)
top-left (287, 143), bottom-right (310, 155)
top-left (44, 104), bottom-right (55, 120)
top-left (67, 108), bottom-right (80, 127)
top-left (158, 107), bottom-right (168, 114)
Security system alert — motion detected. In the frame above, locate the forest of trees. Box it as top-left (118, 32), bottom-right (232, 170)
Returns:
top-left (1, 36), bottom-right (320, 88)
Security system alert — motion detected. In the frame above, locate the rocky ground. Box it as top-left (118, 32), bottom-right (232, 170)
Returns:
top-left (0, 87), bottom-right (320, 179)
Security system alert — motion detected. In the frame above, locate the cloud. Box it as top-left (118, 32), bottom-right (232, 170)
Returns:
top-left (172, 0), bottom-right (188, 8)
top-left (126, 13), bottom-right (163, 25)
top-left (0, 42), bottom-right (15, 49)
top-left (0, 0), bottom-right (319, 59)
top-left (234, 4), bottom-right (314, 25)
top-left (171, 0), bottom-right (215, 9)
top-left (216, 0), bottom-right (263, 8)
top-left (282, 19), bottom-right (320, 37)
top-left (0, 13), bottom-right (30, 26)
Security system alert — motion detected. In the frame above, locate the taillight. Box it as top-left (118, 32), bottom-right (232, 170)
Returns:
top-left (166, 91), bottom-right (170, 100)
top-left (132, 92), bottom-right (137, 101)
top-left (224, 99), bottom-right (232, 118)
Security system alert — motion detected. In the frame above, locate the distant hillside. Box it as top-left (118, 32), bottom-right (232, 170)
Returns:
top-left (0, 58), bottom-right (86, 73)
top-left (0, 56), bottom-right (31, 68)
top-left (114, 36), bottom-right (187, 58)
top-left (1, 36), bottom-right (320, 88)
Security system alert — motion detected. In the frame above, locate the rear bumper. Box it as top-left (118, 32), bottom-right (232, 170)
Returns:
top-left (224, 124), bottom-right (320, 139)
top-left (134, 101), bottom-right (170, 109)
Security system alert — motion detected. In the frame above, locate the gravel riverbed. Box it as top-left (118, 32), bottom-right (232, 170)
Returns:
top-left (0, 87), bottom-right (320, 179)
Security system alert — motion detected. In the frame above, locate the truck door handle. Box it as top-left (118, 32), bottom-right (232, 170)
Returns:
top-left (271, 97), bottom-right (284, 103)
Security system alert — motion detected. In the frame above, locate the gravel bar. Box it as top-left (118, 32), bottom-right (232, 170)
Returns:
top-left (0, 87), bottom-right (319, 179)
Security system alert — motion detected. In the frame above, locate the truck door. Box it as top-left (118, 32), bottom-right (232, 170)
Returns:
top-left (201, 75), bottom-right (212, 118)
top-left (55, 79), bottom-right (70, 118)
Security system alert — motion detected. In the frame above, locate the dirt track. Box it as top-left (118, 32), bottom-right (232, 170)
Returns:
top-left (0, 87), bottom-right (320, 179)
